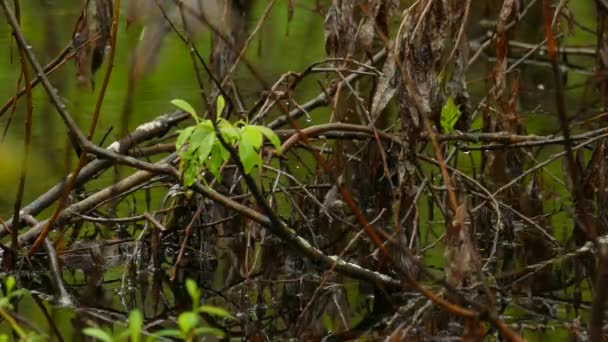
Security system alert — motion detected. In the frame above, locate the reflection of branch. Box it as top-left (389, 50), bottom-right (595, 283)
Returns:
top-left (0, 111), bottom-right (189, 237)
top-left (20, 214), bottom-right (72, 306)
top-left (189, 179), bottom-right (402, 288)
top-left (17, 154), bottom-right (179, 244)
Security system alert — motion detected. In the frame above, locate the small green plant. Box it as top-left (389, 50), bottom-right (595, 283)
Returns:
top-left (0, 276), bottom-right (27, 310)
top-left (171, 97), bottom-right (281, 187)
top-left (83, 310), bottom-right (144, 342)
top-left (83, 279), bottom-right (233, 342)
top-left (440, 96), bottom-right (462, 134)
top-left (0, 276), bottom-right (46, 341)
top-left (150, 279), bottom-right (233, 341)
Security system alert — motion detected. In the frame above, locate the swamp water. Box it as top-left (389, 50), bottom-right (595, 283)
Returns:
top-left (0, 1), bottom-right (603, 340)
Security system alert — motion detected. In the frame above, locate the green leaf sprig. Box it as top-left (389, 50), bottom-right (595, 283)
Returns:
top-left (171, 97), bottom-right (281, 187)
top-left (440, 96), bottom-right (462, 134)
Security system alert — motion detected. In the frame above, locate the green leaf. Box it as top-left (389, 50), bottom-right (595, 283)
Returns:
top-left (198, 305), bottom-right (234, 320)
top-left (128, 310), bottom-right (143, 342)
top-left (238, 138), bottom-right (262, 174)
top-left (82, 328), bottom-right (114, 342)
top-left (8, 289), bottom-right (26, 299)
top-left (148, 329), bottom-right (183, 339)
top-left (440, 97), bottom-right (461, 134)
top-left (193, 326), bottom-right (226, 338)
top-left (24, 333), bottom-right (49, 342)
top-left (5, 277), bottom-right (15, 293)
top-left (176, 126), bottom-right (196, 152)
top-left (216, 95), bottom-right (226, 119)
top-left (255, 125), bottom-right (281, 153)
top-left (187, 123), bottom-right (214, 164)
top-left (179, 123), bottom-right (215, 187)
top-left (241, 126), bottom-right (263, 151)
top-left (239, 126), bottom-right (264, 174)
top-left (0, 298), bottom-right (12, 309)
top-left (217, 138), bottom-right (231, 162)
top-left (218, 119), bottom-right (240, 144)
top-left (171, 99), bottom-right (198, 122)
top-left (197, 133), bottom-right (216, 165)
top-left (177, 312), bottom-right (200, 333)
top-left (182, 159), bottom-right (199, 187)
top-left (206, 143), bottom-right (225, 181)
top-left (185, 279), bottom-right (200, 310)
top-left (189, 122), bottom-right (214, 144)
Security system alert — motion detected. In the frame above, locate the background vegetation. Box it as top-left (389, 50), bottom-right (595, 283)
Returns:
top-left (0, 0), bottom-right (606, 340)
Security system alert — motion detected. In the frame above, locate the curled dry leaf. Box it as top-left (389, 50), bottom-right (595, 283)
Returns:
top-left (358, 0), bottom-right (398, 49)
top-left (323, 0), bottom-right (356, 58)
top-left (72, 0), bottom-right (113, 91)
top-left (444, 202), bottom-right (478, 287)
top-left (370, 48), bottom-right (397, 121)
top-left (358, 0), bottom-right (380, 48)
top-left (444, 228), bottom-right (474, 286)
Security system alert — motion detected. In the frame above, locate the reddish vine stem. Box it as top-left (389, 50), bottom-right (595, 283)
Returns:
top-left (544, 0), bottom-right (597, 240)
top-left (9, 4), bottom-right (33, 257)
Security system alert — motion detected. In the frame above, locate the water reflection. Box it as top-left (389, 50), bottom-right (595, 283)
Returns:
top-left (0, 1), bottom-right (602, 340)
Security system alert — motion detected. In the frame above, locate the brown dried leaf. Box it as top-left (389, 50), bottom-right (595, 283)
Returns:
top-left (358, 0), bottom-right (379, 48)
top-left (359, 16), bottom-right (376, 48)
top-left (288, 0), bottom-right (295, 22)
top-left (323, 0), bottom-right (355, 58)
top-left (561, 6), bottom-right (575, 33)
top-left (72, 0), bottom-right (113, 91)
top-left (370, 50), bottom-right (397, 120)
top-left (359, 0), bottom-right (399, 48)
top-left (93, 0), bottom-right (113, 65)
top-left (444, 201), bottom-right (479, 287)
top-left (73, 7), bottom-right (93, 90)
top-left (444, 227), bottom-right (475, 287)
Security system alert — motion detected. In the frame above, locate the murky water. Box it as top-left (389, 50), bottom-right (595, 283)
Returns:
top-left (0, 1), bottom-right (603, 340)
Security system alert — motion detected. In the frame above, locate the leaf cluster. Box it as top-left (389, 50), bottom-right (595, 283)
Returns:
top-left (440, 96), bottom-right (462, 134)
top-left (171, 98), bottom-right (281, 187)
